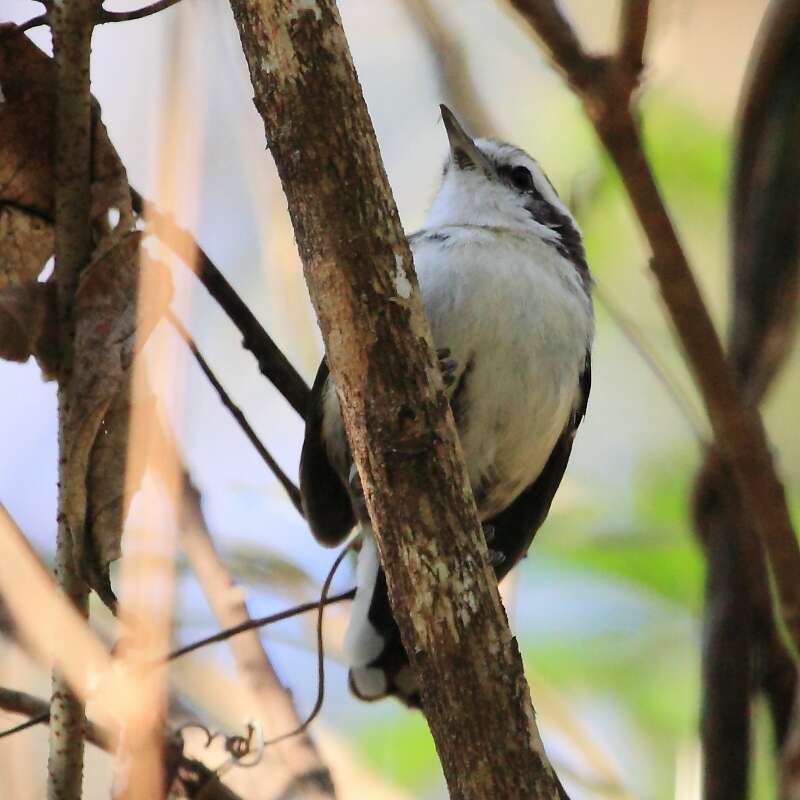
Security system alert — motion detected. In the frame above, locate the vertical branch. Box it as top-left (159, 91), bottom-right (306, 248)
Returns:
top-left (227, 1), bottom-right (567, 797)
top-left (402, 0), bottom-right (495, 136)
top-left (49, 2), bottom-right (97, 797)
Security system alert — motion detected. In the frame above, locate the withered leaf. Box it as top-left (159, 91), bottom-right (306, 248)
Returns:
top-left (0, 25), bottom-right (134, 239)
top-left (0, 206), bottom-right (54, 286)
top-left (0, 280), bottom-right (59, 375)
top-left (62, 232), bottom-right (172, 606)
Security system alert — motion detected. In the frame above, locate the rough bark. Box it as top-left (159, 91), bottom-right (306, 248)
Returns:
top-left (227, 1), bottom-right (566, 798)
top-left (48, 2), bottom-right (97, 797)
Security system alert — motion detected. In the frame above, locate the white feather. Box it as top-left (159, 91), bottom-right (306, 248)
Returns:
top-left (342, 526), bottom-right (385, 667)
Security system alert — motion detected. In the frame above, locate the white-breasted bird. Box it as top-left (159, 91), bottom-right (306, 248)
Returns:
top-left (299, 105), bottom-right (594, 707)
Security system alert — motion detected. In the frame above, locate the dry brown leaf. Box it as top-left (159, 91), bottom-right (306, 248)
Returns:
top-left (0, 206), bottom-right (54, 286)
top-left (0, 280), bottom-right (59, 375)
top-left (0, 25), bottom-right (134, 240)
top-left (62, 233), bottom-right (172, 605)
top-left (1, 28), bottom-right (171, 607)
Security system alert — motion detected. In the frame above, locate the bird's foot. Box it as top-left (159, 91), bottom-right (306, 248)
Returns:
top-left (437, 348), bottom-right (458, 387)
top-left (481, 524), bottom-right (506, 567)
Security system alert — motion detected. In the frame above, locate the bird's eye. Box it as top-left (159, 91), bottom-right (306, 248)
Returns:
top-left (510, 166), bottom-right (534, 192)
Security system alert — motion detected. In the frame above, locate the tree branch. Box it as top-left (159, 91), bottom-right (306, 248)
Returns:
top-left (506, 0), bottom-right (800, 658)
top-left (617, 0), bottom-right (650, 87)
top-left (163, 590), bottom-right (354, 663)
top-left (402, 0), bottom-right (495, 137)
top-left (0, 688), bottom-right (245, 800)
top-left (228, 1), bottom-right (567, 797)
top-left (167, 310), bottom-right (304, 514)
top-left (131, 189), bottom-right (311, 419)
top-left (97, 0), bottom-right (184, 24)
top-left (177, 466), bottom-right (336, 798)
top-left (49, 0), bottom-right (96, 795)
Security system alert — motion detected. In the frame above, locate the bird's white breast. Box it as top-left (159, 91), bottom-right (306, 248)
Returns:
top-left (321, 225), bottom-right (593, 519)
top-left (413, 225), bottom-right (593, 517)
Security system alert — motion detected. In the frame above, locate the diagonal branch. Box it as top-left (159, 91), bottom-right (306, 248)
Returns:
top-left (167, 310), bottom-right (304, 514)
top-left (506, 0), bottom-right (800, 659)
top-left (163, 590), bottom-right (354, 663)
top-left (0, 687), bottom-right (245, 800)
top-left (131, 188), bottom-right (311, 419)
top-left (97, 0), bottom-right (184, 24)
top-left (177, 466), bottom-right (336, 798)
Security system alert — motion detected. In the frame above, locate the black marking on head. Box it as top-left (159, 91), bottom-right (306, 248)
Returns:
top-left (494, 162), bottom-right (591, 291)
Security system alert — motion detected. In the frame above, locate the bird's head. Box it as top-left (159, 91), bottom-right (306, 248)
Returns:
top-left (426, 106), bottom-right (583, 266)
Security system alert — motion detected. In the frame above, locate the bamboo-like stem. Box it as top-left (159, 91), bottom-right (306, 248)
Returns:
top-left (49, 2), bottom-right (97, 797)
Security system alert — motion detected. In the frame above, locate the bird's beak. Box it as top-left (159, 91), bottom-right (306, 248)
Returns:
top-left (440, 105), bottom-right (493, 176)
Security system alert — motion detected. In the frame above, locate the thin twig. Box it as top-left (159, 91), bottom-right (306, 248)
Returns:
top-left (263, 541), bottom-right (355, 747)
top-left (0, 689), bottom-right (107, 747)
top-left (177, 465), bottom-right (335, 796)
top-left (506, 0), bottom-right (800, 659)
top-left (0, 712), bottom-right (51, 740)
top-left (0, 688), bottom-right (245, 800)
top-left (593, 282), bottom-right (706, 442)
top-left (12, 15), bottom-right (48, 34)
top-left (131, 188), bottom-right (311, 419)
top-left (167, 310), bottom-right (304, 515)
top-left (98, 0), bottom-right (184, 23)
top-left (402, 0), bottom-right (495, 137)
top-left (164, 589), bottom-right (354, 663)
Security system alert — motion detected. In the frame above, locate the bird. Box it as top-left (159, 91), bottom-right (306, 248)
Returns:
top-left (299, 105), bottom-right (593, 707)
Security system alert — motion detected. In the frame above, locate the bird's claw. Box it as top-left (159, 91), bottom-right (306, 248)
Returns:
top-left (437, 347), bottom-right (458, 386)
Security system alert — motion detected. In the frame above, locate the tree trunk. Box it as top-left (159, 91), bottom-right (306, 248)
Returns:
top-left (226, 1), bottom-right (567, 798)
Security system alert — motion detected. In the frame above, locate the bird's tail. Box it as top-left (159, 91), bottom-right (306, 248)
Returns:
top-left (343, 525), bottom-right (421, 707)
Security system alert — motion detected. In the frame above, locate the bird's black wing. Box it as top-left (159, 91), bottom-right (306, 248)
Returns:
top-left (299, 359), bottom-right (355, 546)
top-left (487, 352), bottom-right (591, 580)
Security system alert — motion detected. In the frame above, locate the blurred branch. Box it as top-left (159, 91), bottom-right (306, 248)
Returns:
top-left (0, 687), bottom-right (245, 800)
top-left (131, 189), bottom-right (311, 419)
top-left (696, 2), bottom-right (800, 796)
top-left (167, 310), bottom-right (304, 514)
top-left (177, 466), bottom-right (336, 798)
top-left (593, 283), bottom-right (706, 442)
top-left (617, 0), bottom-right (649, 86)
top-left (164, 589), bottom-right (354, 663)
top-left (98, 0), bottom-right (184, 24)
top-left (0, 688), bottom-right (108, 749)
top-left (505, 0), bottom-right (800, 659)
top-left (402, 0), bottom-right (495, 136)
top-left (49, 0), bottom-right (97, 795)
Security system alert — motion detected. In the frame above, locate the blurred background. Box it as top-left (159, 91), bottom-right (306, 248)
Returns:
top-left (1, 0), bottom-right (798, 798)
